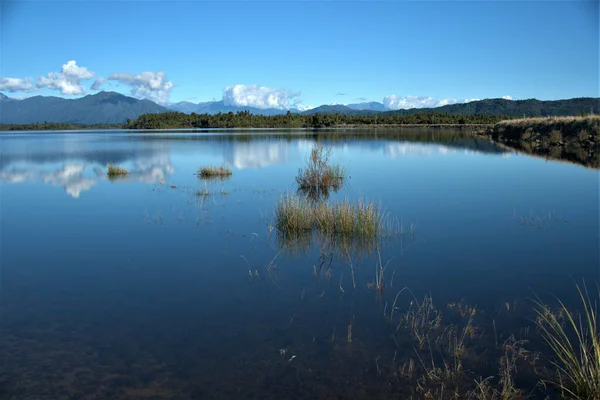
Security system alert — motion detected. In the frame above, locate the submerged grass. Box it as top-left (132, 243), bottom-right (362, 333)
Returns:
top-left (197, 164), bottom-right (232, 179)
top-left (533, 283), bottom-right (600, 399)
top-left (107, 164), bottom-right (129, 178)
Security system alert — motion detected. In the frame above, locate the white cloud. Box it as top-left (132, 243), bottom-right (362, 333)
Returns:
top-left (37, 60), bottom-right (95, 95)
top-left (91, 77), bottom-right (106, 91)
top-left (295, 104), bottom-right (315, 111)
top-left (501, 95), bottom-right (513, 100)
top-left (464, 98), bottom-right (480, 103)
top-left (383, 95), bottom-right (460, 110)
top-left (222, 84), bottom-right (301, 110)
top-left (0, 77), bottom-right (36, 93)
top-left (108, 71), bottom-right (173, 104)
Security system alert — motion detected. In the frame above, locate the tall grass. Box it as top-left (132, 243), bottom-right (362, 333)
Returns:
top-left (533, 283), bottom-right (600, 399)
top-left (274, 194), bottom-right (313, 232)
top-left (313, 198), bottom-right (381, 238)
top-left (197, 164), bottom-right (232, 179)
top-left (296, 145), bottom-right (346, 201)
top-left (274, 194), bottom-right (389, 243)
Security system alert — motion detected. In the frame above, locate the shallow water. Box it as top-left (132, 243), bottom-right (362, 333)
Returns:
top-left (1, 130), bottom-right (598, 399)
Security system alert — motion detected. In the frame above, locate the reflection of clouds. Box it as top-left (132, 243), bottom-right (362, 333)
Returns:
top-left (0, 169), bottom-right (36, 183)
top-left (0, 164), bottom-right (98, 198)
top-left (40, 164), bottom-right (97, 199)
top-left (0, 156), bottom-right (175, 198)
top-left (223, 141), bottom-right (289, 169)
top-left (384, 143), bottom-right (479, 158)
top-left (132, 154), bottom-right (175, 183)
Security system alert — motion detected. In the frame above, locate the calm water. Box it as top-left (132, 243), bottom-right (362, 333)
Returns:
top-left (1, 130), bottom-right (598, 399)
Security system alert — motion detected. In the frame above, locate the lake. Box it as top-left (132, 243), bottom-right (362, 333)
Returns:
top-left (1, 129), bottom-right (598, 399)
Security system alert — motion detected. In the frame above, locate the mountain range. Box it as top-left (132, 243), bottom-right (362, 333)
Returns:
top-left (0, 91), bottom-right (598, 125)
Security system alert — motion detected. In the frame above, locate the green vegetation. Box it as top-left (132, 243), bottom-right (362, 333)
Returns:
top-left (296, 145), bottom-right (346, 201)
top-left (0, 122), bottom-right (123, 131)
top-left (482, 116), bottom-right (600, 168)
top-left (274, 194), bottom-right (388, 241)
top-left (107, 164), bottom-right (129, 178)
top-left (123, 110), bottom-right (506, 129)
top-left (197, 164), bottom-right (232, 179)
top-left (534, 283), bottom-right (600, 399)
top-left (384, 97), bottom-right (599, 118)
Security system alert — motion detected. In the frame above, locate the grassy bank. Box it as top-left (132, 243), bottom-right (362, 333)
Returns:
top-left (480, 116), bottom-right (600, 168)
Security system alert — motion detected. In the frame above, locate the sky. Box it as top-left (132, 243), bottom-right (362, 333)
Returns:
top-left (0, 0), bottom-right (598, 110)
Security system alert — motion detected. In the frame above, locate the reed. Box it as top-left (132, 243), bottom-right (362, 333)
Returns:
top-left (296, 145), bottom-right (346, 201)
top-left (533, 283), bottom-right (600, 399)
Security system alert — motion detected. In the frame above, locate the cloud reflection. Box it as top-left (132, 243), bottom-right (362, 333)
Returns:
top-left (222, 141), bottom-right (290, 169)
top-left (1, 156), bottom-right (175, 199)
top-left (40, 164), bottom-right (97, 198)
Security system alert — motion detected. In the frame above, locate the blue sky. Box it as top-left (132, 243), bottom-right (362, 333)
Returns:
top-left (1, 1), bottom-right (598, 109)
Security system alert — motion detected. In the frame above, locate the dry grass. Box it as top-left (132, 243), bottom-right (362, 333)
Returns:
top-left (197, 164), bottom-right (232, 179)
top-left (296, 145), bottom-right (346, 201)
top-left (274, 194), bottom-right (313, 232)
top-left (107, 164), bottom-right (129, 177)
top-left (496, 116), bottom-right (599, 126)
top-left (274, 194), bottom-right (390, 244)
top-left (533, 283), bottom-right (600, 399)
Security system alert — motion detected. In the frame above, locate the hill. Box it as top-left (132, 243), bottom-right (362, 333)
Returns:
top-left (0, 91), bottom-right (170, 124)
top-left (384, 97), bottom-right (600, 117)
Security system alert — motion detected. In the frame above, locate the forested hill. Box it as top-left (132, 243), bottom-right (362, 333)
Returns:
top-left (124, 111), bottom-right (506, 129)
top-left (384, 97), bottom-right (599, 117)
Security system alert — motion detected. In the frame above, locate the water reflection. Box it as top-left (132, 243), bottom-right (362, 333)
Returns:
top-left (0, 132), bottom-right (510, 199)
top-left (222, 141), bottom-right (289, 169)
top-left (41, 164), bottom-right (97, 198)
top-left (0, 135), bottom-right (175, 197)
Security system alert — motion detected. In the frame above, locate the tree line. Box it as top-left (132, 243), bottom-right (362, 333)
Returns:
top-left (0, 122), bottom-right (123, 131)
top-left (123, 111), bottom-right (510, 129)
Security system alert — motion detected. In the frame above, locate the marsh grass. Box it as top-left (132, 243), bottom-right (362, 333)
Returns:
top-left (274, 194), bottom-right (394, 246)
top-left (296, 145), bottom-right (347, 201)
top-left (533, 283), bottom-right (600, 399)
top-left (197, 164), bottom-right (232, 179)
top-left (107, 164), bottom-right (129, 178)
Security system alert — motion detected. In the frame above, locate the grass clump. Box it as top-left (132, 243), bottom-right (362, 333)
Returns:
top-left (533, 282), bottom-right (600, 399)
top-left (313, 198), bottom-right (381, 238)
top-left (296, 145), bottom-right (346, 201)
top-left (274, 194), bottom-right (313, 232)
top-left (107, 164), bottom-right (129, 178)
top-left (274, 194), bottom-right (387, 243)
top-left (197, 164), bottom-right (232, 179)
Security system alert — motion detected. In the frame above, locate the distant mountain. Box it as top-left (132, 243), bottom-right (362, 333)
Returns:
top-left (0, 91), bottom-right (170, 124)
top-left (383, 97), bottom-right (600, 117)
top-left (301, 104), bottom-right (380, 115)
top-left (168, 101), bottom-right (214, 114)
top-left (2, 92), bottom-right (598, 125)
top-left (346, 102), bottom-right (389, 112)
top-left (167, 100), bottom-right (288, 116)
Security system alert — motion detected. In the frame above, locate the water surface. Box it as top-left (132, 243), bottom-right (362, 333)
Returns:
top-left (1, 130), bottom-right (598, 399)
